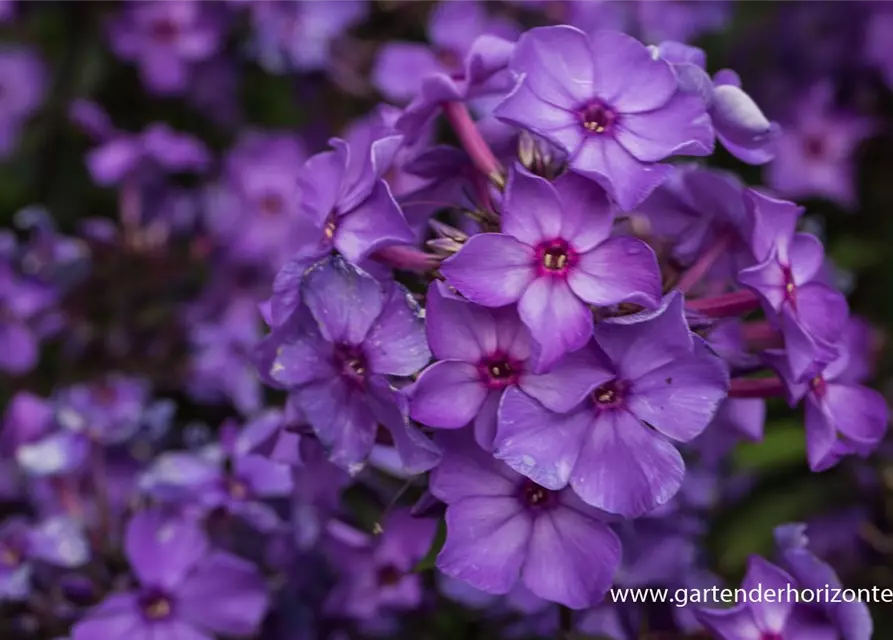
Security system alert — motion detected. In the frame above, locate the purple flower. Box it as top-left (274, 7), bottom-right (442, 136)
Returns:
top-left (0, 261), bottom-right (55, 374)
top-left (0, 47), bottom-right (46, 157)
top-left (324, 510), bottom-right (436, 620)
top-left (107, 0), bottom-right (225, 95)
top-left (765, 84), bottom-right (874, 209)
top-left (373, 0), bottom-right (518, 104)
top-left (293, 128), bottom-right (415, 266)
top-left (697, 555), bottom-right (839, 640)
top-left (738, 190), bottom-right (849, 382)
top-left (494, 293), bottom-right (729, 517)
top-left (634, 0), bottom-right (731, 44)
top-left (493, 26), bottom-right (713, 210)
top-left (247, 0), bottom-right (367, 73)
top-left (86, 122), bottom-right (210, 187)
top-left (775, 524), bottom-right (873, 640)
top-left (0, 516), bottom-right (89, 601)
top-left (764, 323), bottom-right (888, 472)
top-left (429, 432), bottom-right (621, 609)
top-left (72, 509), bottom-right (269, 640)
top-left (257, 256), bottom-right (437, 473)
top-left (441, 166), bottom-right (661, 371)
top-left (205, 132), bottom-right (307, 271)
top-left (655, 42), bottom-right (780, 164)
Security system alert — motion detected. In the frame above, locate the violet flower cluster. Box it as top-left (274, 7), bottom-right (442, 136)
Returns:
top-left (1, 2), bottom-right (892, 639)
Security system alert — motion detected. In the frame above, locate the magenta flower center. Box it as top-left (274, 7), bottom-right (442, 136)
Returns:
top-left (781, 265), bottom-right (798, 309)
top-left (592, 380), bottom-right (626, 409)
top-left (139, 589), bottom-right (174, 621)
top-left (760, 633), bottom-right (784, 640)
top-left (810, 375), bottom-right (827, 399)
top-left (151, 18), bottom-right (180, 44)
top-left (377, 564), bottom-right (402, 586)
top-left (333, 343), bottom-right (367, 386)
top-left (579, 100), bottom-right (618, 135)
top-left (535, 239), bottom-right (577, 276)
top-left (520, 478), bottom-right (554, 509)
top-left (803, 135), bottom-right (826, 159)
top-left (478, 353), bottom-right (522, 389)
top-left (0, 543), bottom-right (22, 568)
top-left (259, 192), bottom-right (284, 217)
top-left (227, 476), bottom-right (250, 500)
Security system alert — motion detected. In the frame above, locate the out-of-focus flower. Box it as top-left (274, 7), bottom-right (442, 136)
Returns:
top-left (494, 27), bottom-right (713, 210)
top-left (71, 509), bottom-right (269, 640)
top-left (107, 0), bottom-right (226, 95)
top-left (0, 46), bottom-right (46, 157)
top-left (765, 84), bottom-right (874, 209)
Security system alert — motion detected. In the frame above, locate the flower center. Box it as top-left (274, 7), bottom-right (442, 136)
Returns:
top-left (761, 634), bottom-right (784, 640)
top-left (333, 343), bottom-right (367, 386)
top-left (592, 380), bottom-right (625, 409)
top-left (0, 544), bottom-right (21, 568)
top-left (520, 479), bottom-right (554, 509)
top-left (227, 476), bottom-right (250, 501)
top-left (139, 589), bottom-right (174, 621)
top-left (259, 193), bottom-right (284, 217)
top-left (782, 266), bottom-right (797, 309)
top-left (804, 135), bottom-right (825, 159)
top-left (377, 564), bottom-right (402, 587)
top-left (579, 100), bottom-right (618, 135)
top-left (535, 239), bottom-right (576, 277)
top-left (810, 375), bottom-right (827, 399)
top-left (151, 18), bottom-right (179, 43)
top-left (323, 215), bottom-right (337, 242)
top-left (478, 353), bottom-right (522, 390)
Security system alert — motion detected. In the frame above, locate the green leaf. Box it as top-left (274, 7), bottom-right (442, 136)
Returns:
top-left (413, 517), bottom-right (446, 573)
top-left (732, 421), bottom-right (806, 472)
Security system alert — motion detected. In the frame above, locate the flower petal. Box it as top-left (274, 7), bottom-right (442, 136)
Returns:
top-left (502, 164), bottom-right (564, 246)
top-left (494, 387), bottom-right (589, 490)
top-left (410, 361), bottom-right (488, 429)
top-left (124, 509), bottom-right (208, 590)
top-left (425, 280), bottom-right (499, 362)
top-left (615, 93), bottom-right (714, 162)
top-left (569, 236), bottom-right (662, 308)
top-left (364, 282), bottom-right (430, 376)
top-left (440, 233), bottom-right (536, 307)
top-left (519, 344), bottom-right (613, 413)
top-left (571, 410), bottom-right (684, 517)
top-left (336, 181), bottom-right (415, 264)
top-left (302, 256), bottom-right (383, 346)
top-left (519, 278), bottom-right (592, 373)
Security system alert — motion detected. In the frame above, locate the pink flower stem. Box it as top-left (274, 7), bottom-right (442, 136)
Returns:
top-left (373, 244), bottom-right (442, 273)
top-left (742, 320), bottom-right (784, 349)
top-left (442, 101), bottom-right (505, 189)
top-left (686, 289), bottom-right (761, 318)
top-left (729, 376), bottom-right (787, 398)
top-left (675, 233), bottom-right (731, 294)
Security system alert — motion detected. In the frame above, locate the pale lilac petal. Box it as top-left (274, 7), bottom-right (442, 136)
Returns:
top-left (440, 234), bottom-right (536, 307)
top-left (436, 496), bottom-right (530, 595)
top-left (364, 282), bottom-right (430, 376)
top-left (299, 149), bottom-right (344, 227)
top-left (742, 556), bottom-right (795, 633)
top-left (552, 171), bottom-right (614, 252)
top-left (571, 410), bottom-right (684, 517)
top-left (71, 594), bottom-right (146, 640)
top-left (570, 137), bottom-right (673, 212)
top-left (522, 506), bottom-right (620, 609)
top-left (502, 165), bottom-right (563, 245)
top-left (615, 93), bottom-right (714, 162)
top-left (804, 396), bottom-right (841, 472)
top-left (519, 278), bottom-right (592, 373)
top-left (372, 43), bottom-right (440, 103)
top-left (296, 377), bottom-right (377, 470)
top-left (302, 257), bottom-right (383, 346)
top-left (696, 604), bottom-right (761, 640)
top-left (494, 387), bottom-right (589, 490)
top-left (589, 30), bottom-right (677, 114)
top-left (235, 454), bottom-right (292, 497)
top-left (569, 237), bottom-right (662, 308)
top-left (429, 432), bottom-right (518, 502)
top-left (0, 322), bottom-right (37, 374)
top-left (368, 377), bottom-right (442, 474)
top-left (594, 292), bottom-right (692, 381)
top-left (822, 384), bottom-right (888, 456)
top-left (178, 551), bottom-right (269, 636)
top-left (509, 26), bottom-right (594, 106)
top-left (425, 281), bottom-right (499, 362)
top-left (493, 81), bottom-right (581, 151)
top-left (336, 181), bottom-right (415, 264)
top-left (124, 509), bottom-right (208, 590)
top-left (628, 348), bottom-right (729, 441)
top-left (410, 361), bottom-right (488, 429)
top-left (473, 389), bottom-right (502, 451)
top-left (788, 233), bottom-right (825, 286)
top-left (519, 344), bottom-right (613, 413)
